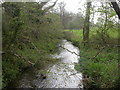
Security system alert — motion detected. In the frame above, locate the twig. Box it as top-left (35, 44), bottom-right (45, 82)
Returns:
top-left (11, 51), bottom-right (35, 66)
top-left (91, 46), bottom-right (105, 60)
top-left (29, 40), bottom-right (41, 53)
top-left (21, 36), bottom-right (41, 54)
top-left (91, 44), bottom-right (119, 60)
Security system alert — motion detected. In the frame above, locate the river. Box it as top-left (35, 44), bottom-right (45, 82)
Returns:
top-left (15, 40), bottom-right (83, 88)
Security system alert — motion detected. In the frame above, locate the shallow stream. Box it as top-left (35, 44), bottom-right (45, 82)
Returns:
top-left (15, 40), bottom-right (83, 88)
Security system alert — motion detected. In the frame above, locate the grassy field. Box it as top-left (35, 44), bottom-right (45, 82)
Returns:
top-left (64, 28), bottom-right (119, 88)
top-left (65, 28), bottom-right (118, 42)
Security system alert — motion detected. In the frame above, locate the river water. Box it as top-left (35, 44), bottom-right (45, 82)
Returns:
top-left (16, 40), bottom-right (83, 88)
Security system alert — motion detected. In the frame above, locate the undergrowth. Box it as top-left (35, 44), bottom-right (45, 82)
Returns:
top-left (64, 28), bottom-right (119, 88)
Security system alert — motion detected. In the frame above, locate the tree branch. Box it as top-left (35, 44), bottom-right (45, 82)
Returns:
top-left (58, 45), bottom-right (91, 60)
top-left (91, 46), bottom-right (105, 60)
top-left (39, 1), bottom-right (49, 9)
top-left (43, 0), bottom-right (58, 13)
top-left (59, 45), bottom-right (80, 56)
top-left (58, 43), bottom-right (117, 61)
top-left (111, 1), bottom-right (120, 19)
top-left (11, 51), bottom-right (35, 66)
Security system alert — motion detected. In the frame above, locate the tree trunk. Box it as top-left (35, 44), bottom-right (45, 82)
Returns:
top-left (101, 3), bottom-right (108, 44)
top-left (83, 2), bottom-right (91, 46)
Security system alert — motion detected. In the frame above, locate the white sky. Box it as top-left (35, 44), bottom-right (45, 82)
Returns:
top-left (38, 0), bottom-right (85, 13)
top-left (42, 0), bottom-right (119, 24)
top-left (55, 0), bottom-right (99, 23)
top-left (57, 0), bottom-right (86, 14)
top-left (56, 0), bottom-right (119, 24)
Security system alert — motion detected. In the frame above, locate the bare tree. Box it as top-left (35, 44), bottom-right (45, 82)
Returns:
top-left (58, 1), bottom-right (66, 29)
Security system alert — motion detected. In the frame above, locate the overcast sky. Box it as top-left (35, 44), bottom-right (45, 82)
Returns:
top-left (57, 0), bottom-right (86, 14)
top-left (54, 0), bottom-right (88, 14)
top-left (39, 0), bottom-right (119, 23)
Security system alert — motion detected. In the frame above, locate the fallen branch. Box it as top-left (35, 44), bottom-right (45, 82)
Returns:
top-left (58, 45), bottom-right (91, 60)
top-left (59, 45), bottom-right (79, 56)
top-left (58, 44), bottom-right (107, 61)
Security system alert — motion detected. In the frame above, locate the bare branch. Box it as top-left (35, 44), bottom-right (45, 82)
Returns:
top-left (59, 45), bottom-right (79, 56)
top-left (43, 0), bottom-right (58, 13)
top-left (58, 43), bottom-right (119, 61)
top-left (38, 1), bottom-right (49, 9)
top-left (91, 46), bottom-right (105, 60)
top-left (111, 1), bottom-right (120, 19)
top-left (58, 45), bottom-right (91, 60)
top-left (11, 51), bottom-right (35, 66)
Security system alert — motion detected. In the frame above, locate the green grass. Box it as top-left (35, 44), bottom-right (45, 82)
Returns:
top-left (64, 28), bottom-right (98, 44)
top-left (76, 47), bottom-right (118, 88)
top-left (108, 29), bottom-right (118, 39)
top-left (64, 27), bottom-right (118, 42)
top-left (65, 28), bottom-right (119, 88)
